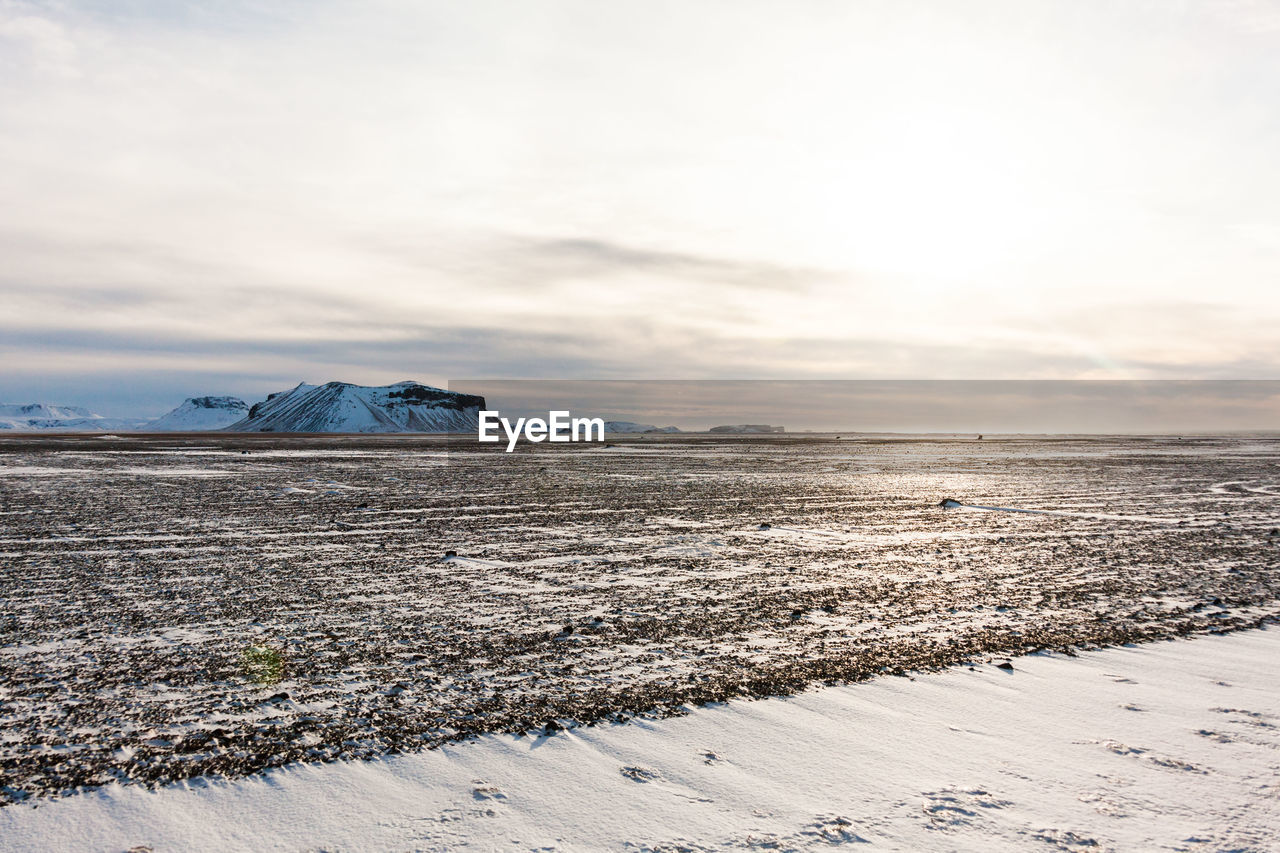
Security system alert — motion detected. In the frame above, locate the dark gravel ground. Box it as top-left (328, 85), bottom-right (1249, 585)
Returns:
top-left (1, 432), bottom-right (1278, 805)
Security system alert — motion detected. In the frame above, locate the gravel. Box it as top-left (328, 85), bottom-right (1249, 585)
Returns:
top-left (0, 432), bottom-right (1277, 804)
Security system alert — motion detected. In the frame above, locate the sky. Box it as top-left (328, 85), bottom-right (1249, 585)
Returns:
top-left (2, 0), bottom-right (1279, 416)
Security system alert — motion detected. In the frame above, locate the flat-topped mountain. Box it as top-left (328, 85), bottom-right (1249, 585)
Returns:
top-left (147, 397), bottom-right (249, 431)
top-left (708, 424), bottom-right (785, 434)
top-left (603, 421), bottom-right (681, 434)
top-left (226, 381), bottom-right (485, 433)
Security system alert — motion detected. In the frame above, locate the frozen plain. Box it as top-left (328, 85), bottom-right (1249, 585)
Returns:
top-left (1, 433), bottom-right (1278, 849)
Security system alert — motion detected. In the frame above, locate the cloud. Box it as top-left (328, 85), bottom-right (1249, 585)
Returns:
top-left (0, 6), bottom-right (78, 77)
top-left (1211, 0), bottom-right (1280, 34)
top-left (1, 0), bottom-right (1279, 414)
top-left (512, 238), bottom-right (828, 292)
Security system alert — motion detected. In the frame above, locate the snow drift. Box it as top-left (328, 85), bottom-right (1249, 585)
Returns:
top-left (4, 629), bottom-right (1277, 851)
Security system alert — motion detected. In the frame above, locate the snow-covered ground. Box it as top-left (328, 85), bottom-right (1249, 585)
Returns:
top-left (3, 628), bottom-right (1278, 852)
top-left (2, 435), bottom-right (1278, 808)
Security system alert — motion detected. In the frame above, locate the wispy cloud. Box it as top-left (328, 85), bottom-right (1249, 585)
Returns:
top-left (510, 238), bottom-right (829, 292)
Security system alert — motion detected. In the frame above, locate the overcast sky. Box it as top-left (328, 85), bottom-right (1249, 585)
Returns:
top-left (457, 380), bottom-right (1280, 433)
top-left (2, 0), bottom-right (1279, 415)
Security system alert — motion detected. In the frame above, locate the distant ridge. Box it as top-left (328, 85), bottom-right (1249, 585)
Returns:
top-left (226, 381), bottom-right (485, 433)
top-left (0, 402), bottom-right (148, 432)
top-left (708, 424), bottom-right (785, 434)
top-left (603, 421), bottom-right (681, 434)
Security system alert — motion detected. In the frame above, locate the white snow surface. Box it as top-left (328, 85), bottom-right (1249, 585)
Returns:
top-left (226, 381), bottom-right (484, 433)
top-left (145, 397), bottom-right (249, 431)
top-left (4, 629), bottom-right (1279, 852)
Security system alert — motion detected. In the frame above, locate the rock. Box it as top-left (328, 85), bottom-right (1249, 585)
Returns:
top-left (995, 661), bottom-right (1014, 671)
top-left (444, 550), bottom-right (457, 558)
top-left (758, 523), bottom-right (772, 530)
top-left (939, 498), bottom-right (962, 508)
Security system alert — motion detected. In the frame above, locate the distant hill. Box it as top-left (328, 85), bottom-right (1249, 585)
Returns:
top-left (603, 421), bottom-right (681, 434)
top-left (708, 424), bottom-right (785, 434)
top-left (146, 397), bottom-right (249, 431)
top-left (0, 402), bottom-right (149, 432)
top-left (226, 381), bottom-right (485, 433)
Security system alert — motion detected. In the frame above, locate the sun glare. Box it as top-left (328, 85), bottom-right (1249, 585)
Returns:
top-left (799, 107), bottom-right (1051, 281)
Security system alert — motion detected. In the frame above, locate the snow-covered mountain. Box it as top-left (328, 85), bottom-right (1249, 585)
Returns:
top-left (603, 421), bottom-right (681, 434)
top-left (0, 403), bottom-right (93, 420)
top-left (146, 396), bottom-right (249, 431)
top-left (227, 381), bottom-right (485, 433)
top-left (0, 402), bottom-right (149, 431)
